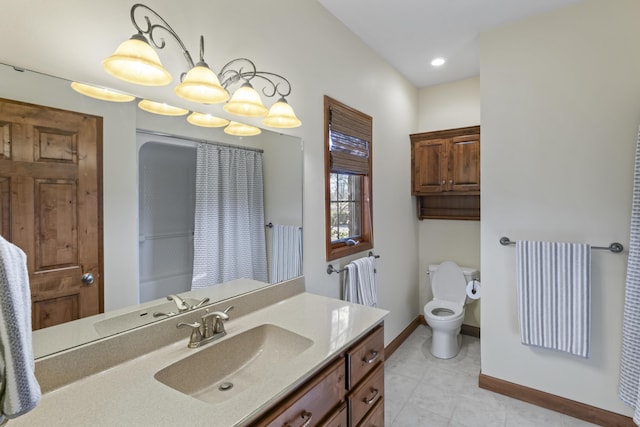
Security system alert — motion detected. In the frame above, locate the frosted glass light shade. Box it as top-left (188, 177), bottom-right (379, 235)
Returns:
top-left (224, 121), bottom-right (262, 136)
top-left (262, 98), bottom-right (301, 128)
top-left (223, 82), bottom-right (268, 117)
top-left (187, 112), bottom-right (229, 128)
top-left (174, 64), bottom-right (229, 104)
top-left (70, 82), bottom-right (135, 102)
top-left (102, 34), bottom-right (172, 86)
top-left (138, 100), bottom-right (189, 116)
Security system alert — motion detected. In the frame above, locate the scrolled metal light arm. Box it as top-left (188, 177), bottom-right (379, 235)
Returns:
top-left (130, 3), bottom-right (196, 69)
top-left (128, 4), bottom-right (293, 100)
top-left (218, 58), bottom-right (293, 99)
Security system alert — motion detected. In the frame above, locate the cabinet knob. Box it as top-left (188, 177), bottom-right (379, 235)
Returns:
top-left (441, 180), bottom-right (445, 185)
top-left (449, 180), bottom-right (453, 184)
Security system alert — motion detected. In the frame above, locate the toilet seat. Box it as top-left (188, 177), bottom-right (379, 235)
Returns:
top-left (424, 299), bottom-right (463, 321)
top-left (431, 261), bottom-right (468, 306)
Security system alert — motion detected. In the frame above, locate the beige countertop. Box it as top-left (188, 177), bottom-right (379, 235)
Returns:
top-left (13, 292), bottom-right (388, 426)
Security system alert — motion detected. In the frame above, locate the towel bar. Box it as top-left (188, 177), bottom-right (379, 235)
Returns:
top-left (499, 237), bottom-right (624, 253)
top-left (327, 252), bottom-right (381, 274)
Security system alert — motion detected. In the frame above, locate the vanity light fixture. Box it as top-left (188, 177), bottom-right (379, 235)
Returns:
top-left (223, 81), bottom-right (268, 118)
top-left (103, 3), bottom-right (301, 128)
top-left (187, 112), bottom-right (229, 128)
top-left (138, 99), bottom-right (189, 116)
top-left (224, 121), bottom-right (262, 137)
top-left (262, 97), bottom-right (302, 128)
top-left (103, 33), bottom-right (172, 86)
top-left (70, 82), bottom-right (135, 102)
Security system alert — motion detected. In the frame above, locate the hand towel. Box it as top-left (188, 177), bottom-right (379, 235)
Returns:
top-left (352, 256), bottom-right (377, 307)
top-left (343, 256), bottom-right (377, 307)
top-left (343, 263), bottom-right (359, 304)
top-left (0, 236), bottom-right (41, 423)
top-left (516, 240), bottom-right (591, 358)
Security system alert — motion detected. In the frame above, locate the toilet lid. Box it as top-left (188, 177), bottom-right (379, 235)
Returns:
top-left (432, 261), bottom-right (468, 306)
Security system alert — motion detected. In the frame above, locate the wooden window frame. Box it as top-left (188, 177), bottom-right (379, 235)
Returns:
top-left (324, 96), bottom-right (373, 261)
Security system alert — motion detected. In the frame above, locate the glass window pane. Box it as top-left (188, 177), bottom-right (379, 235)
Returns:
top-left (329, 172), bottom-right (363, 243)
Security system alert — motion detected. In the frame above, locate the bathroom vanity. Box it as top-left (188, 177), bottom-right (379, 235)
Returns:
top-left (12, 278), bottom-right (388, 426)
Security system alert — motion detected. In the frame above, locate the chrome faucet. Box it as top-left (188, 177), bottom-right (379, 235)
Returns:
top-left (177, 305), bottom-right (234, 348)
top-left (167, 294), bottom-right (190, 312)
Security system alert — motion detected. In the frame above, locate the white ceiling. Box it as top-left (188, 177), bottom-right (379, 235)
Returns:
top-left (316, 0), bottom-right (583, 88)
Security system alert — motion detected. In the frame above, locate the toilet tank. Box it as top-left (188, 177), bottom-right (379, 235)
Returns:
top-left (428, 264), bottom-right (480, 281)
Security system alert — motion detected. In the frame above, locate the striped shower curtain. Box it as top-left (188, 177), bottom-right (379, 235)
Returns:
top-left (619, 125), bottom-right (640, 425)
top-left (191, 144), bottom-right (268, 289)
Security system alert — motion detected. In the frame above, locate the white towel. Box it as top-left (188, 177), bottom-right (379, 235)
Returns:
top-left (516, 240), bottom-right (591, 358)
top-left (344, 263), bottom-right (359, 304)
top-left (270, 225), bottom-right (303, 284)
top-left (0, 236), bottom-right (41, 423)
top-left (619, 125), bottom-right (640, 422)
top-left (343, 256), bottom-right (377, 307)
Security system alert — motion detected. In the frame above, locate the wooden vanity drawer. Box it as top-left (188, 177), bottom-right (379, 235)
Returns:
top-left (356, 397), bottom-right (384, 427)
top-left (255, 357), bottom-right (346, 427)
top-left (320, 402), bottom-right (347, 427)
top-left (346, 325), bottom-right (384, 389)
top-left (348, 363), bottom-right (384, 426)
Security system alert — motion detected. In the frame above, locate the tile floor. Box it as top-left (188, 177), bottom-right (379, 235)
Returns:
top-left (384, 325), bottom-right (600, 427)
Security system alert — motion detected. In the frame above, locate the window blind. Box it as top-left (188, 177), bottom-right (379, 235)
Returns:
top-left (329, 102), bottom-right (372, 175)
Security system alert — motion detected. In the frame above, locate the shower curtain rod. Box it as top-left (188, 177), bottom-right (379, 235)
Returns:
top-left (137, 128), bottom-right (264, 153)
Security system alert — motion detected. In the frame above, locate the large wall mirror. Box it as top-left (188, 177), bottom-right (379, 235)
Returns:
top-left (0, 63), bottom-right (303, 359)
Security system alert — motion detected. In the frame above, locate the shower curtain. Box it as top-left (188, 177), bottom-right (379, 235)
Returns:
top-left (191, 144), bottom-right (268, 289)
top-left (619, 125), bottom-right (640, 425)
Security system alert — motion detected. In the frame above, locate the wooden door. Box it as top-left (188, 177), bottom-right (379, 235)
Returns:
top-left (0, 98), bottom-right (102, 330)
top-left (449, 133), bottom-right (480, 192)
top-left (412, 139), bottom-right (448, 194)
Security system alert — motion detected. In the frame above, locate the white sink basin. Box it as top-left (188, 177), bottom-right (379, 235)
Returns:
top-left (93, 298), bottom-right (201, 336)
top-left (154, 324), bottom-right (313, 404)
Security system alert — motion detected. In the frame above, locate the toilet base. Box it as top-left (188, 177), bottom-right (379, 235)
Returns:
top-left (430, 327), bottom-right (462, 359)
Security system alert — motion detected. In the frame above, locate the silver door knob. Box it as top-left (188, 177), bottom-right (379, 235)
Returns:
top-left (81, 273), bottom-right (95, 285)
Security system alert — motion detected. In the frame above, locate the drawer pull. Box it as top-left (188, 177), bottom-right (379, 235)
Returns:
top-left (362, 388), bottom-right (379, 405)
top-left (362, 350), bottom-right (379, 364)
top-left (284, 410), bottom-right (313, 427)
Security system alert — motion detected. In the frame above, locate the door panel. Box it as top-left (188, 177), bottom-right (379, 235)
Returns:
top-left (0, 98), bottom-right (102, 330)
top-left (414, 139), bottom-right (447, 194)
top-left (450, 134), bottom-right (480, 192)
top-left (35, 179), bottom-right (78, 269)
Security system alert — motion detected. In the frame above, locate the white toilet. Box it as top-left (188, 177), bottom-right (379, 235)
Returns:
top-left (424, 261), bottom-right (479, 359)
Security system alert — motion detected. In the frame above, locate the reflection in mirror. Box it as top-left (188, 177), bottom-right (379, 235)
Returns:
top-left (0, 63), bottom-right (303, 359)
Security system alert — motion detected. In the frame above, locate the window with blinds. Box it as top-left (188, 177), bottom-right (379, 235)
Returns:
top-left (324, 96), bottom-right (373, 261)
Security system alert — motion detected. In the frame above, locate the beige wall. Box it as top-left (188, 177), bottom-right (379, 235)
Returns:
top-left (481, 0), bottom-right (640, 415)
top-left (417, 77), bottom-right (481, 327)
top-left (0, 0), bottom-right (420, 345)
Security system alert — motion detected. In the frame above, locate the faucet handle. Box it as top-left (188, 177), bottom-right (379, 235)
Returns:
top-left (177, 321), bottom-right (203, 347)
top-left (201, 306), bottom-right (233, 337)
top-left (191, 297), bottom-right (210, 309)
top-left (167, 294), bottom-right (190, 312)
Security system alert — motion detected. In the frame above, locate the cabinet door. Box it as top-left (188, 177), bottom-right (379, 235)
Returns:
top-left (449, 133), bottom-right (480, 192)
top-left (413, 139), bottom-right (448, 194)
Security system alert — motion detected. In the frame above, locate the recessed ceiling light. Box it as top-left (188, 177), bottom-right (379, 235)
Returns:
top-left (431, 57), bottom-right (446, 67)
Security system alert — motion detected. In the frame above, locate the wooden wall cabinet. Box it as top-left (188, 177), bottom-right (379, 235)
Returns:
top-left (252, 324), bottom-right (384, 427)
top-left (410, 126), bottom-right (480, 220)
